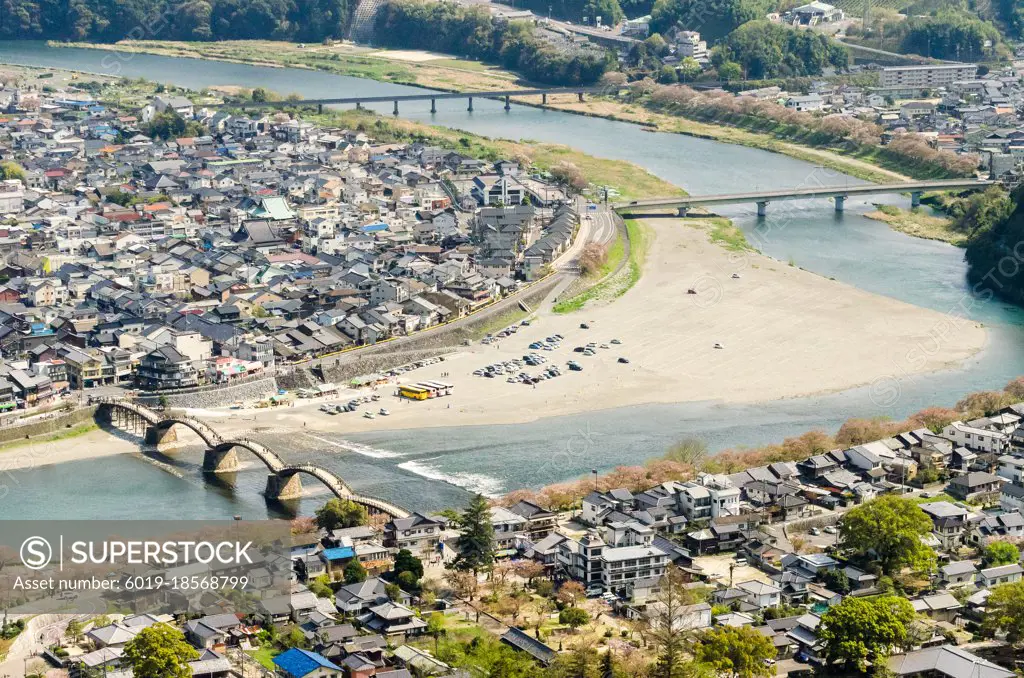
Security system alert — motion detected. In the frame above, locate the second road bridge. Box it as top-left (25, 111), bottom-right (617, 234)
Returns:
top-left (615, 179), bottom-right (993, 216)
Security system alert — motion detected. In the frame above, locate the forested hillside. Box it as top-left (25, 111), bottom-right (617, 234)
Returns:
top-left (373, 0), bottom-right (611, 85)
top-left (966, 189), bottom-right (1024, 306)
top-left (0, 0), bottom-right (352, 41)
top-left (721, 21), bottom-right (848, 79)
top-left (514, 0), bottom-right (624, 25)
top-left (650, 0), bottom-right (773, 42)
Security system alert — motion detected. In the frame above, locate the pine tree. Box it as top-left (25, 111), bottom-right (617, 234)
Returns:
top-left (450, 493), bottom-right (495, 576)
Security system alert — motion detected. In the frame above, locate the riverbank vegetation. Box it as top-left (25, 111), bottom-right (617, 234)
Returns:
top-left (373, 0), bottom-right (611, 85)
top-left (0, 421), bottom-right (99, 454)
top-left (553, 218), bottom-right (649, 313)
top-left (496, 376), bottom-right (1024, 510)
top-left (864, 205), bottom-right (964, 245)
top-left (628, 79), bottom-right (979, 179)
top-left (56, 40), bottom-right (946, 183)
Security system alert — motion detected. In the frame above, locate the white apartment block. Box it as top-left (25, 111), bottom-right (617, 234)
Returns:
top-left (879, 64), bottom-right (978, 90)
top-left (676, 31), bottom-right (707, 62)
top-left (601, 544), bottom-right (670, 591)
top-left (942, 421), bottom-right (1008, 454)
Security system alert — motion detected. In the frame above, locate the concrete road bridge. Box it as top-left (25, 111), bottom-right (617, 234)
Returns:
top-left (95, 399), bottom-right (410, 518)
top-left (615, 178), bottom-right (993, 217)
top-left (213, 86), bottom-right (604, 115)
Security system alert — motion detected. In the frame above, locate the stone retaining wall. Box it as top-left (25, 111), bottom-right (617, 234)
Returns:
top-left (317, 277), bottom-right (561, 383)
top-left (0, 405), bottom-right (98, 446)
top-left (135, 377), bottom-right (279, 408)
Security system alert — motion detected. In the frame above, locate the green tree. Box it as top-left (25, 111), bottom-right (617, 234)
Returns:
top-left (64, 619), bottom-right (84, 645)
top-left (0, 162), bottom-right (25, 182)
top-left (983, 541), bottom-right (1020, 567)
top-left (657, 64), bottom-right (678, 84)
top-left (678, 57), bottom-right (702, 82)
top-left (559, 606), bottom-right (590, 630)
top-left (817, 596), bottom-right (916, 670)
top-left (694, 625), bottom-right (776, 678)
top-left (649, 565), bottom-right (700, 678)
top-left (822, 568), bottom-right (851, 594)
top-left (314, 498), bottom-right (368, 531)
top-left (718, 60), bottom-right (742, 82)
top-left (426, 612), bottom-right (445, 654)
top-left (397, 570), bottom-right (420, 592)
top-left (251, 87), bottom-right (268, 102)
top-left (549, 645), bottom-right (601, 677)
top-left (385, 582), bottom-right (403, 601)
top-left (450, 493), bottom-right (495, 577)
top-left (983, 581), bottom-right (1024, 645)
top-left (393, 548), bottom-right (424, 579)
top-left (308, 573), bottom-right (334, 600)
top-left (344, 558), bottom-right (367, 584)
top-left (839, 495), bottom-right (936, 574)
top-left (123, 624), bottom-right (199, 678)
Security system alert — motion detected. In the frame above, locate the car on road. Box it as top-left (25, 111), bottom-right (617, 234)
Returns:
top-left (824, 526), bottom-right (837, 535)
top-left (610, 338), bottom-right (621, 344)
top-left (809, 527), bottom-right (821, 536)
top-left (580, 322), bottom-right (590, 329)
top-left (618, 357), bottom-right (630, 364)
top-left (714, 342), bottom-right (724, 349)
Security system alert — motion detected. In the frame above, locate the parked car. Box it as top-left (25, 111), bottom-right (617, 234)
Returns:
top-left (618, 357), bottom-right (630, 364)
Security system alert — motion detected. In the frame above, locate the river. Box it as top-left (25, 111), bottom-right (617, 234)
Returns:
top-left (2, 41), bottom-right (1023, 519)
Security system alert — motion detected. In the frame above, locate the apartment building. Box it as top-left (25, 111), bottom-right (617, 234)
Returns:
top-left (880, 64), bottom-right (979, 91)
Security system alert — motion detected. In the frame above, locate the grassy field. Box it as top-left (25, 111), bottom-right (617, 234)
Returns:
top-left (864, 205), bottom-right (964, 245)
top-left (247, 645), bottom-right (279, 670)
top-left (553, 218), bottom-right (649, 313)
top-left (59, 40), bottom-right (523, 93)
top-left (706, 217), bottom-right (753, 252)
top-left (913, 492), bottom-right (957, 504)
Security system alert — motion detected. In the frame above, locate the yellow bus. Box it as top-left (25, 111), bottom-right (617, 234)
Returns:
top-left (418, 381), bottom-right (454, 397)
top-left (398, 385), bottom-right (430, 400)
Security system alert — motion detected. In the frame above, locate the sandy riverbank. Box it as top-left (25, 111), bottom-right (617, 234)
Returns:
top-left (0, 427), bottom-right (137, 470)
top-left (178, 214), bottom-right (987, 438)
top-left (0, 215), bottom-right (986, 469)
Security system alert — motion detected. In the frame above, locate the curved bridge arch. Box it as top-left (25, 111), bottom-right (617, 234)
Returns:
top-left (94, 399), bottom-right (409, 519)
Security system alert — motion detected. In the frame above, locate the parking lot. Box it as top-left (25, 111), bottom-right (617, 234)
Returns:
top-left (472, 321), bottom-right (626, 388)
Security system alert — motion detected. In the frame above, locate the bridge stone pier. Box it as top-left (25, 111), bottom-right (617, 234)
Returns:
top-left (756, 201), bottom-right (769, 217)
top-left (265, 473), bottom-right (303, 500)
top-left (203, 447), bottom-right (241, 473)
top-left (676, 206), bottom-right (689, 217)
top-left (95, 399), bottom-right (411, 518)
top-left (834, 195), bottom-right (846, 212)
top-left (144, 424), bottom-right (178, 450)
top-left (911, 191), bottom-right (922, 207)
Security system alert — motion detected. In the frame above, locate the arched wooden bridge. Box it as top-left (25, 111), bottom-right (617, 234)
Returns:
top-left (95, 399), bottom-right (410, 518)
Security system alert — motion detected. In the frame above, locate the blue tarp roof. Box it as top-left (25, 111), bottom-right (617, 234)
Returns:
top-left (273, 649), bottom-right (341, 678)
top-left (321, 546), bottom-right (355, 561)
